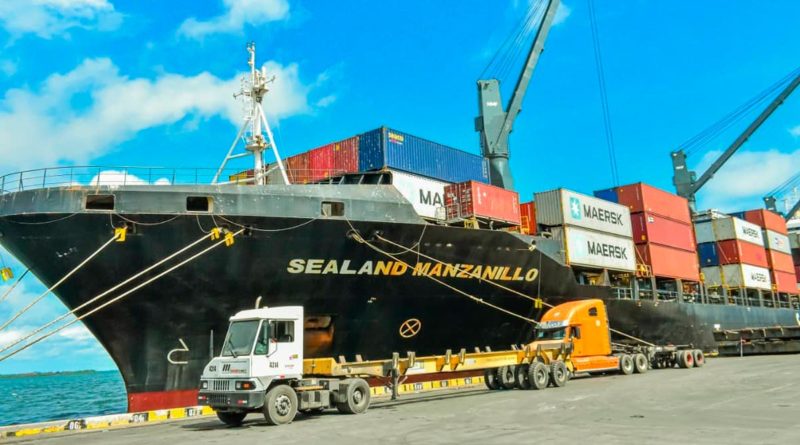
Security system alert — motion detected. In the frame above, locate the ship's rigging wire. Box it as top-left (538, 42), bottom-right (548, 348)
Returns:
top-left (0, 232), bottom-right (213, 355)
top-left (214, 214), bottom-right (320, 233)
top-left (6, 213), bottom-right (80, 225)
top-left (767, 171), bottom-right (800, 197)
top-left (588, 0), bottom-right (619, 186)
top-left (479, 0), bottom-right (547, 83)
top-left (0, 269), bottom-right (30, 305)
top-left (112, 214), bottom-right (180, 227)
top-left (0, 229), bottom-right (245, 363)
top-left (0, 234), bottom-right (120, 333)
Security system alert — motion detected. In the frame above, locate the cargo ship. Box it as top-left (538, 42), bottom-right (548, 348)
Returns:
top-left (2, 6), bottom-right (800, 412)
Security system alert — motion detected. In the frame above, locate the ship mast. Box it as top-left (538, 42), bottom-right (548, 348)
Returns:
top-left (212, 42), bottom-right (290, 185)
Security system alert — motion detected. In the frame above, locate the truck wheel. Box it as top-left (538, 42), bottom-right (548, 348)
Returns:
top-left (484, 368), bottom-right (500, 390)
top-left (528, 362), bottom-right (549, 390)
top-left (633, 353), bottom-right (649, 374)
top-left (619, 354), bottom-right (634, 375)
top-left (498, 365), bottom-right (517, 390)
top-left (263, 384), bottom-right (298, 425)
top-left (693, 349), bottom-right (705, 367)
top-left (336, 378), bottom-right (370, 414)
top-left (549, 361), bottom-right (568, 387)
top-left (515, 364), bottom-right (531, 389)
top-left (677, 350), bottom-right (694, 369)
top-left (216, 411), bottom-right (246, 427)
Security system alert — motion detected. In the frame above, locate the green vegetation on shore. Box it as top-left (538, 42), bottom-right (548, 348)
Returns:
top-left (0, 370), bottom-right (98, 379)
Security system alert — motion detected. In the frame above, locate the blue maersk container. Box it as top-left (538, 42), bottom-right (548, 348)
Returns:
top-left (697, 242), bottom-right (719, 266)
top-left (593, 187), bottom-right (619, 203)
top-left (358, 127), bottom-right (490, 184)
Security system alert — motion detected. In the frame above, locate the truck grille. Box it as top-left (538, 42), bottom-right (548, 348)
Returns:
top-left (210, 379), bottom-right (233, 391)
top-left (208, 394), bottom-right (229, 406)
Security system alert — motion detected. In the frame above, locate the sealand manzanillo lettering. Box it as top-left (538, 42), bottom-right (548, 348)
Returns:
top-left (286, 259), bottom-right (539, 282)
top-left (586, 241), bottom-right (627, 259)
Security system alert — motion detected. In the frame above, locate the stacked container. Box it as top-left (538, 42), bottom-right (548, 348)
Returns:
top-left (390, 170), bottom-right (449, 220)
top-left (445, 181), bottom-right (520, 225)
top-left (519, 202), bottom-right (536, 235)
top-left (791, 232), bottom-right (800, 288)
top-left (536, 189), bottom-right (635, 272)
top-left (738, 209), bottom-right (797, 295)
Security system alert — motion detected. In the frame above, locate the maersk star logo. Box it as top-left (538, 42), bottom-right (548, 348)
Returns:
top-left (569, 197), bottom-right (582, 220)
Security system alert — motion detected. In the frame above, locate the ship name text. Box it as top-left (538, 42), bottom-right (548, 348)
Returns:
top-left (287, 259), bottom-right (539, 282)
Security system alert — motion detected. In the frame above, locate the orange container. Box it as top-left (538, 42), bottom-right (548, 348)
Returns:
top-left (286, 153), bottom-right (310, 184)
top-left (631, 212), bottom-right (695, 251)
top-left (714, 239), bottom-right (768, 268)
top-left (743, 209), bottom-right (788, 235)
top-left (772, 270), bottom-right (799, 294)
top-left (520, 201), bottom-right (536, 235)
top-left (635, 243), bottom-right (700, 281)
top-left (767, 250), bottom-right (796, 274)
top-left (445, 181), bottom-right (520, 224)
top-left (616, 182), bottom-right (691, 223)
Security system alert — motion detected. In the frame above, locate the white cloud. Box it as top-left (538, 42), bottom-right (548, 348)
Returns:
top-left (790, 125), bottom-right (800, 137)
top-left (553, 2), bottom-right (572, 26)
top-left (695, 148), bottom-right (800, 211)
top-left (57, 325), bottom-right (95, 342)
top-left (178, 0), bottom-right (289, 39)
top-left (0, 60), bottom-right (17, 76)
top-left (0, 0), bottom-right (122, 39)
top-left (89, 170), bottom-right (171, 186)
top-left (0, 57), bottom-right (321, 171)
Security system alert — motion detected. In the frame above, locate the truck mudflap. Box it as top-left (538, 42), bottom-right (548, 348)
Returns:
top-left (197, 391), bottom-right (265, 410)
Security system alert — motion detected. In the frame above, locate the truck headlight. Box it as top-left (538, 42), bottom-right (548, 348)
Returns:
top-left (200, 380), bottom-right (208, 389)
top-left (235, 380), bottom-right (255, 390)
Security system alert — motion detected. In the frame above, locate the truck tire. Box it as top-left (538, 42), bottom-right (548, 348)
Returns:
top-left (498, 365), bottom-right (517, 390)
top-left (484, 368), bottom-right (500, 390)
top-left (677, 350), bottom-right (694, 369)
top-left (515, 364), bottom-right (532, 389)
top-left (619, 354), bottom-right (634, 375)
top-left (549, 361), bottom-right (568, 387)
top-left (633, 353), bottom-right (649, 374)
top-left (336, 378), bottom-right (370, 414)
top-left (216, 411), bottom-right (246, 427)
top-left (693, 349), bottom-right (705, 367)
top-left (263, 384), bottom-right (298, 425)
top-left (528, 362), bottom-right (549, 390)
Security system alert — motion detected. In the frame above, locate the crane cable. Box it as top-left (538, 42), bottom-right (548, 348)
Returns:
top-left (480, 0), bottom-right (547, 82)
top-left (0, 231), bottom-right (213, 355)
top-left (588, 0), bottom-right (619, 186)
top-left (0, 229), bottom-right (245, 363)
top-left (0, 234), bottom-right (120, 333)
top-left (0, 269), bottom-right (30, 305)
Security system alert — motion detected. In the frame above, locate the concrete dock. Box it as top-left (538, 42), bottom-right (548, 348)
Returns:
top-left (7, 355), bottom-right (800, 444)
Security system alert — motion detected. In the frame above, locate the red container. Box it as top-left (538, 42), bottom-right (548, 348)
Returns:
top-left (616, 182), bottom-right (691, 223)
top-left (767, 250), bottom-right (796, 274)
top-left (308, 144), bottom-right (334, 182)
top-left (631, 212), bottom-right (695, 251)
top-left (635, 243), bottom-right (700, 281)
top-left (520, 201), bottom-right (536, 235)
top-left (795, 265), bottom-right (800, 283)
top-left (743, 209), bottom-right (788, 235)
top-left (445, 181), bottom-right (520, 224)
top-left (714, 239), bottom-right (768, 267)
top-left (286, 153), bottom-right (310, 184)
top-left (772, 270), bottom-right (798, 294)
top-left (332, 136), bottom-right (359, 176)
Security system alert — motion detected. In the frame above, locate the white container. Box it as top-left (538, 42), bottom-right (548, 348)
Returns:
top-left (553, 226), bottom-right (636, 272)
top-left (390, 170), bottom-right (448, 220)
top-left (694, 217), bottom-right (764, 246)
top-left (535, 188), bottom-right (632, 237)
top-left (701, 264), bottom-right (772, 290)
top-left (764, 229), bottom-right (791, 254)
top-left (790, 232), bottom-right (799, 249)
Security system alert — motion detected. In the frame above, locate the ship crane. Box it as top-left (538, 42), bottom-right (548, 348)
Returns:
top-left (671, 68), bottom-right (800, 211)
top-left (475, 0), bottom-right (560, 190)
top-left (764, 175), bottom-right (800, 220)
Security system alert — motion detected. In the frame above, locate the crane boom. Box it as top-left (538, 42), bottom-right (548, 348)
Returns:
top-left (672, 70), bottom-right (800, 210)
top-left (475, 0), bottom-right (560, 190)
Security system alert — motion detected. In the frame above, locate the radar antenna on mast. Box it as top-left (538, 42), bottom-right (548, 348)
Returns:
top-left (213, 42), bottom-right (290, 185)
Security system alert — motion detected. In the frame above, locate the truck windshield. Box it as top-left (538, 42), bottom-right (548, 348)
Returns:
top-left (221, 320), bottom-right (260, 357)
top-left (536, 328), bottom-right (566, 340)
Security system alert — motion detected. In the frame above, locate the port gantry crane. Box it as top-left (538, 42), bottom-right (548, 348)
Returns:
top-left (671, 69), bottom-right (800, 212)
top-left (763, 174), bottom-right (800, 220)
top-left (475, 0), bottom-right (560, 190)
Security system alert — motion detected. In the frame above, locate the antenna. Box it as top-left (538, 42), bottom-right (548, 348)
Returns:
top-left (212, 42), bottom-right (290, 185)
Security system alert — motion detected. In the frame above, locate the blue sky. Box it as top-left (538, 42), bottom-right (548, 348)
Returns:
top-left (0, 0), bottom-right (799, 374)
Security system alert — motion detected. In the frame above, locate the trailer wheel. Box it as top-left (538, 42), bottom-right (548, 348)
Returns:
top-left (263, 384), bottom-right (298, 425)
top-left (633, 353), bottom-right (649, 374)
top-left (528, 362), bottom-right (549, 390)
top-left (498, 365), bottom-right (517, 390)
top-left (484, 368), bottom-right (500, 390)
top-left (515, 364), bottom-right (532, 389)
top-left (216, 411), bottom-right (246, 427)
top-left (677, 350), bottom-right (694, 369)
top-left (693, 349), bottom-right (705, 367)
top-left (336, 378), bottom-right (370, 414)
top-left (549, 361), bottom-right (568, 387)
top-left (619, 354), bottom-right (634, 375)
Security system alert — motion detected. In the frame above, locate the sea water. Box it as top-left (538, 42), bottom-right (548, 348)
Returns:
top-left (0, 370), bottom-right (127, 426)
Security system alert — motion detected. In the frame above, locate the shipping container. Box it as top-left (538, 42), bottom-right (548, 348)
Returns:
top-left (631, 212), bottom-right (696, 251)
top-left (743, 209), bottom-right (788, 235)
top-left (694, 217), bottom-right (764, 246)
top-left (796, 265), bottom-right (800, 283)
top-left (445, 181), bottom-right (520, 224)
top-left (767, 249), bottom-right (796, 274)
top-left (791, 232), bottom-right (800, 249)
top-left (332, 136), bottom-right (359, 176)
top-left (285, 153), bottom-right (310, 184)
top-left (308, 144), bottom-right (334, 182)
top-left (616, 182), bottom-right (691, 223)
top-left (552, 226), bottom-right (636, 272)
top-left (771, 270), bottom-right (798, 294)
top-left (389, 170), bottom-right (448, 220)
top-left (534, 189), bottom-right (632, 237)
top-left (696, 240), bottom-right (768, 268)
top-left (358, 127), bottom-right (489, 184)
top-left (635, 243), bottom-right (700, 281)
top-left (520, 201), bottom-right (536, 235)
top-left (701, 264), bottom-right (772, 291)
top-left (763, 229), bottom-right (792, 254)
top-left (593, 188), bottom-right (618, 203)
